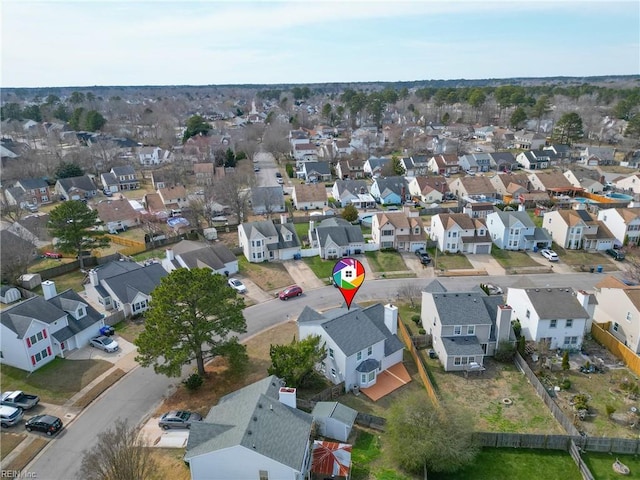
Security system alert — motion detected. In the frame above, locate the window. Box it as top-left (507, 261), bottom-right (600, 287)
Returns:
top-left (454, 325), bottom-right (462, 335)
top-left (367, 346), bottom-right (372, 356)
top-left (563, 336), bottom-right (578, 345)
top-left (356, 351), bottom-right (362, 361)
top-left (36, 332), bottom-right (43, 342)
top-left (259, 470), bottom-right (269, 480)
top-left (526, 309), bottom-right (530, 319)
top-left (627, 312), bottom-right (633, 321)
top-left (454, 357), bottom-right (461, 366)
top-left (329, 348), bottom-right (334, 359)
top-left (550, 319), bottom-right (557, 328)
top-left (29, 334), bottom-right (38, 346)
top-left (566, 319), bottom-right (573, 328)
top-left (368, 371), bottom-right (375, 381)
top-left (467, 325), bottom-right (475, 335)
top-left (382, 229), bottom-right (394, 236)
top-left (361, 374), bottom-right (366, 383)
top-left (331, 368), bottom-right (336, 377)
top-left (613, 322), bottom-right (620, 332)
top-left (320, 362), bottom-right (326, 373)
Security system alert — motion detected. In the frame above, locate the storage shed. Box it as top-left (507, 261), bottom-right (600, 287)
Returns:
top-left (0, 286), bottom-right (21, 304)
top-left (311, 401), bottom-right (358, 442)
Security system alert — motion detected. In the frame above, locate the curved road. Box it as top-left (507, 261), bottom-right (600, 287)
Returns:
top-left (28, 272), bottom-right (617, 479)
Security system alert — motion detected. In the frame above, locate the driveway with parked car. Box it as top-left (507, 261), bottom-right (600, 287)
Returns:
top-left (66, 335), bottom-right (136, 363)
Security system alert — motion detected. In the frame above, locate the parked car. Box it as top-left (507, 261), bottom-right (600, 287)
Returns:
top-left (1, 391), bottom-right (40, 410)
top-left (277, 177), bottom-right (284, 185)
top-left (158, 410), bottom-right (203, 430)
top-left (25, 414), bottom-right (63, 436)
top-left (43, 251), bottom-right (62, 259)
top-left (414, 248), bottom-right (432, 265)
top-left (228, 278), bottom-right (247, 294)
top-left (275, 172), bottom-right (282, 178)
top-left (25, 203), bottom-right (38, 213)
top-left (0, 405), bottom-right (24, 428)
top-left (606, 248), bottom-right (625, 261)
top-left (482, 283), bottom-right (503, 295)
top-left (540, 248), bottom-right (559, 262)
top-left (89, 335), bottom-right (119, 352)
top-left (254, 166), bottom-right (260, 172)
top-left (278, 285), bottom-right (303, 300)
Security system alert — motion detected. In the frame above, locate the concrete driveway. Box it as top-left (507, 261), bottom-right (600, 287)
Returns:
top-left (240, 277), bottom-right (275, 304)
top-left (66, 335), bottom-right (136, 364)
top-left (139, 417), bottom-right (190, 448)
top-left (282, 259), bottom-right (326, 291)
top-left (466, 254), bottom-right (506, 276)
top-left (400, 252), bottom-right (435, 278)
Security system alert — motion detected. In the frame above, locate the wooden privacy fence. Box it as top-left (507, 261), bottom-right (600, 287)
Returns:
top-left (475, 432), bottom-right (640, 454)
top-left (514, 352), bottom-right (581, 436)
top-left (106, 234), bottom-right (147, 256)
top-left (591, 322), bottom-right (640, 376)
top-left (397, 318), bottom-right (440, 407)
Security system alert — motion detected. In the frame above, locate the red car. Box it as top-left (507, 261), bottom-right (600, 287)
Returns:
top-left (278, 285), bottom-right (303, 300)
top-left (44, 252), bottom-right (62, 259)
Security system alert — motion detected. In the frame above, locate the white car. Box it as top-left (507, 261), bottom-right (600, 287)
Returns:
top-left (89, 335), bottom-right (119, 352)
top-left (228, 278), bottom-right (247, 294)
top-left (540, 248), bottom-right (559, 262)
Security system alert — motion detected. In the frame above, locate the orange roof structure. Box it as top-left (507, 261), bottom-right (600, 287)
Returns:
top-left (311, 441), bottom-right (352, 478)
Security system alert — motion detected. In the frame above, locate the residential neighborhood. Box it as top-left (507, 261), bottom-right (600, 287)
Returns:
top-left (2, 71), bottom-right (640, 480)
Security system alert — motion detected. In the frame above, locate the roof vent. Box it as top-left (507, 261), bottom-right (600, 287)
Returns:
top-left (269, 404), bottom-right (273, 411)
top-left (565, 289), bottom-right (570, 292)
top-left (247, 430), bottom-right (252, 435)
top-left (535, 288), bottom-right (540, 292)
top-left (258, 403), bottom-right (262, 409)
top-left (253, 416), bottom-right (257, 421)
top-left (547, 288), bottom-right (552, 292)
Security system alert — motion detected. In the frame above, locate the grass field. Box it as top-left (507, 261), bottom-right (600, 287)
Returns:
top-left (429, 448), bottom-right (582, 480)
top-left (583, 452), bottom-right (640, 479)
top-left (237, 257), bottom-right (295, 292)
top-left (430, 250), bottom-right (474, 270)
top-left (0, 358), bottom-right (112, 404)
top-left (302, 256), bottom-right (336, 283)
top-left (0, 432), bottom-right (27, 460)
top-left (491, 249), bottom-right (541, 268)
top-left (365, 250), bottom-right (408, 272)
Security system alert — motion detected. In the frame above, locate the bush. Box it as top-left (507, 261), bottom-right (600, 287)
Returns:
top-left (285, 163), bottom-right (294, 178)
top-left (517, 336), bottom-right (526, 355)
top-left (572, 393), bottom-right (590, 411)
top-left (183, 373), bottom-right (203, 391)
top-left (511, 320), bottom-right (522, 339)
top-left (605, 404), bottom-right (616, 417)
top-left (411, 315), bottom-right (421, 325)
top-left (562, 350), bottom-right (570, 370)
top-left (418, 328), bottom-right (426, 335)
top-left (561, 378), bottom-right (572, 390)
top-left (494, 341), bottom-right (516, 362)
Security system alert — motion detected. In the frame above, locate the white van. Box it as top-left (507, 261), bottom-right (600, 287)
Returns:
top-left (0, 405), bottom-right (24, 428)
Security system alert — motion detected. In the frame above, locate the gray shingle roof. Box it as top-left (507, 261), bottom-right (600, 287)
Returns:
top-left (101, 263), bottom-right (167, 303)
top-left (489, 210), bottom-right (536, 228)
top-left (355, 358), bottom-right (380, 372)
top-left (432, 292), bottom-right (502, 327)
top-left (334, 179), bottom-right (369, 198)
top-left (311, 402), bottom-right (358, 426)
top-left (185, 376), bottom-right (313, 471)
top-left (373, 176), bottom-right (408, 197)
top-left (441, 336), bottom-right (485, 356)
top-left (314, 218), bottom-right (364, 247)
top-left (56, 175), bottom-right (97, 192)
top-left (521, 287), bottom-right (589, 320)
top-left (17, 178), bottom-right (48, 189)
top-left (171, 240), bottom-right (236, 271)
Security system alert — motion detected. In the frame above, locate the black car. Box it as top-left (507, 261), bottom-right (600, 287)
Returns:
top-left (25, 414), bottom-right (63, 436)
top-left (606, 248), bottom-right (625, 261)
top-left (414, 248), bottom-right (432, 265)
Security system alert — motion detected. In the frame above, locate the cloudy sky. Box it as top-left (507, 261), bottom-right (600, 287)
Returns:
top-left (2, 0), bottom-right (638, 88)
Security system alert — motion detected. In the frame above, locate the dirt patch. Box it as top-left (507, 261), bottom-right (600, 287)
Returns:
top-left (3, 437), bottom-right (48, 472)
top-left (0, 432), bottom-right (27, 460)
top-left (239, 261), bottom-right (295, 292)
top-left (150, 448), bottom-right (191, 480)
top-left (426, 357), bottom-right (565, 434)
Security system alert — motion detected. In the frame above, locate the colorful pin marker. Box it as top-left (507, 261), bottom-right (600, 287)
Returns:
top-left (332, 258), bottom-right (365, 309)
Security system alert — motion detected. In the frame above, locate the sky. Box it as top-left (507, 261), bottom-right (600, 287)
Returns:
top-left (1, 0), bottom-right (639, 88)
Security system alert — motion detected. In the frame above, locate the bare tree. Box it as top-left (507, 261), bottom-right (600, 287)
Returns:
top-left (262, 121), bottom-right (291, 161)
top-left (211, 171), bottom-right (251, 224)
top-left (0, 230), bottom-right (38, 283)
top-left (79, 418), bottom-right (159, 480)
top-left (1, 192), bottom-right (26, 223)
top-left (623, 253), bottom-right (640, 285)
top-left (397, 281), bottom-right (422, 309)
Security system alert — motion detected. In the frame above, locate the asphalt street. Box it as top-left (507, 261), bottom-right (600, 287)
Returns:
top-left (26, 271), bottom-right (619, 479)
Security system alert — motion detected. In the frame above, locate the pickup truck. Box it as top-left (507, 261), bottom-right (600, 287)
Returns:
top-left (0, 391), bottom-right (40, 410)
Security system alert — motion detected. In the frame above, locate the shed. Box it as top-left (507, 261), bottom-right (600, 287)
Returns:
top-left (0, 286), bottom-right (21, 304)
top-left (311, 401), bottom-right (358, 442)
top-left (19, 273), bottom-right (42, 290)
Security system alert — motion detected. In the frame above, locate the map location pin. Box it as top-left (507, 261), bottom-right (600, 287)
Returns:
top-left (332, 258), bottom-right (365, 310)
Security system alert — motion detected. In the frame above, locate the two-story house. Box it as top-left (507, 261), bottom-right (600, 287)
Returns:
top-left (138, 146), bottom-right (170, 166)
top-left (516, 150), bottom-right (551, 170)
top-left (428, 154), bottom-right (460, 175)
top-left (298, 161), bottom-right (332, 183)
top-left (309, 218), bottom-right (365, 259)
top-left (543, 209), bottom-right (615, 251)
top-left (370, 177), bottom-right (409, 205)
top-left (614, 173), bottom-right (640, 196)
top-left (55, 175), bottom-right (98, 201)
top-left (488, 173), bottom-right (530, 200)
top-left (593, 276), bottom-right (640, 353)
top-left (597, 208), bottom-right (640, 247)
top-left (486, 209), bottom-right (551, 251)
top-left (331, 180), bottom-right (375, 208)
top-left (371, 211), bottom-right (426, 252)
top-left (488, 152), bottom-right (518, 172)
top-left (193, 163), bottom-right (215, 186)
top-left (447, 176), bottom-right (498, 202)
top-left (430, 213), bottom-right (492, 254)
top-left (250, 186), bottom-right (286, 215)
top-left (0, 281), bottom-right (104, 372)
top-left (298, 303), bottom-right (405, 393)
top-left (157, 185), bottom-right (189, 211)
top-left (421, 280), bottom-right (513, 371)
top-left (12, 178), bottom-right (52, 206)
top-left (93, 197), bottom-right (140, 233)
top-left (407, 176), bottom-right (448, 204)
top-left (399, 155), bottom-right (429, 176)
top-left (239, 220), bottom-right (302, 262)
top-left (111, 166), bottom-right (139, 190)
top-left (363, 157), bottom-right (390, 177)
top-left (463, 202), bottom-right (495, 219)
top-left (458, 153), bottom-right (492, 173)
top-left (513, 130), bottom-right (546, 150)
top-left (580, 146), bottom-right (615, 166)
top-left (506, 287), bottom-right (593, 350)
top-left (335, 158), bottom-right (364, 179)
top-left (563, 170), bottom-right (604, 194)
top-left (293, 143), bottom-right (318, 164)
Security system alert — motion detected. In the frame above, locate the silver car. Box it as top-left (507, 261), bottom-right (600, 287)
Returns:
top-left (89, 335), bottom-right (119, 352)
top-left (0, 405), bottom-right (23, 428)
top-left (158, 410), bottom-right (202, 430)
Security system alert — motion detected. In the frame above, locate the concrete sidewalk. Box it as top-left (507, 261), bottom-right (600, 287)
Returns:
top-left (1, 351), bottom-right (140, 469)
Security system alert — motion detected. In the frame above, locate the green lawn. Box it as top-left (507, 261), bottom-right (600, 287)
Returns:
top-left (527, 210), bottom-right (544, 228)
top-left (365, 250), bottom-right (408, 272)
top-left (429, 448), bottom-right (581, 480)
top-left (430, 250), bottom-right (474, 270)
top-left (30, 270), bottom-right (87, 294)
top-left (351, 430), bottom-right (414, 480)
top-left (583, 452), bottom-right (640, 479)
top-left (553, 245), bottom-right (616, 269)
top-left (293, 222), bottom-right (310, 243)
top-left (0, 358), bottom-right (113, 404)
top-left (302, 256), bottom-right (336, 283)
top-left (491, 249), bottom-right (541, 268)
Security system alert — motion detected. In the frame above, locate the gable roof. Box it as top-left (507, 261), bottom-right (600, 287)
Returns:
top-left (334, 179), bottom-right (369, 197)
top-left (372, 176), bottom-right (408, 197)
top-left (101, 263), bottom-right (167, 303)
top-left (430, 291), bottom-right (501, 326)
top-left (56, 175), bottom-right (97, 192)
top-left (111, 165), bottom-right (136, 176)
top-left (303, 161), bottom-right (331, 175)
top-left (298, 303), bottom-right (404, 357)
top-left (293, 184), bottom-right (328, 204)
top-left (412, 176), bottom-right (450, 194)
top-left (185, 376), bottom-right (313, 471)
top-left (529, 172), bottom-right (575, 190)
top-left (171, 240), bottom-right (236, 271)
top-left (240, 220), bottom-right (302, 250)
top-left (435, 213), bottom-right (477, 230)
top-left (488, 210), bottom-right (536, 228)
top-left (16, 178), bottom-right (48, 190)
top-left (517, 287), bottom-right (589, 319)
top-left (313, 218), bottom-right (364, 247)
top-left (93, 198), bottom-right (139, 224)
top-left (451, 176), bottom-right (497, 195)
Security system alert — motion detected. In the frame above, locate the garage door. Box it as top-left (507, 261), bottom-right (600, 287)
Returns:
top-left (475, 245), bottom-right (491, 254)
